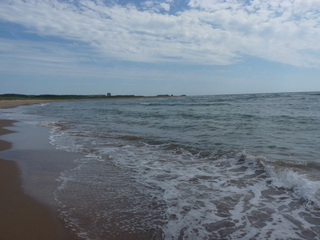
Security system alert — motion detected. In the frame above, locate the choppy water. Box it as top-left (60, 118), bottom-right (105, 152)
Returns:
top-left (2, 92), bottom-right (320, 239)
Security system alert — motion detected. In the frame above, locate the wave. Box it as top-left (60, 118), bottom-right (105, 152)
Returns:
top-left (243, 151), bottom-right (320, 208)
top-left (37, 118), bottom-right (320, 211)
top-left (35, 120), bottom-right (320, 239)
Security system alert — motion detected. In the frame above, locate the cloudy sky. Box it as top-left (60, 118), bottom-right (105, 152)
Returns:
top-left (1, 0), bottom-right (320, 96)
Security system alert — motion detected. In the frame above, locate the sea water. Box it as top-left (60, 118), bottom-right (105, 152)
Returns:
top-left (1, 92), bottom-right (320, 239)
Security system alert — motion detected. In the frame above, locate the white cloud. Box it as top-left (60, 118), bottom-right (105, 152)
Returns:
top-left (0, 0), bottom-right (320, 68)
top-left (0, 38), bottom-right (103, 76)
top-left (159, 3), bottom-right (170, 11)
top-left (141, 0), bottom-right (171, 12)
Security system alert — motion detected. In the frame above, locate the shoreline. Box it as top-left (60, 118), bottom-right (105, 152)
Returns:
top-left (0, 100), bottom-right (164, 239)
top-left (0, 95), bottom-right (183, 109)
top-left (0, 98), bottom-right (84, 240)
top-left (0, 99), bottom-right (67, 109)
top-left (0, 120), bottom-right (65, 240)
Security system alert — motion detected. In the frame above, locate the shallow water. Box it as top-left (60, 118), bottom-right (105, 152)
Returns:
top-left (1, 92), bottom-right (320, 239)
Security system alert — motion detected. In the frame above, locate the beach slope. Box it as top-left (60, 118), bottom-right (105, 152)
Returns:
top-left (0, 119), bottom-right (65, 240)
top-left (0, 100), bottom-right (60, 109)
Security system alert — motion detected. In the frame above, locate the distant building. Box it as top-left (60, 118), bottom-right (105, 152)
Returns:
top-left (107, 93), bottom-right (111, 97)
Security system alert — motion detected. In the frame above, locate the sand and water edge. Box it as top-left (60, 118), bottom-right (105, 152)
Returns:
top-left (0, 99), bottom-right (161, 240)
top-left (0, 100), bottom-right (82, 240)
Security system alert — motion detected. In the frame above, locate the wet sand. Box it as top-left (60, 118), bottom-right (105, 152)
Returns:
top-left (0, 119), bottom-right (65, 240)
top-left (0, 99), bottom-right (83, 240)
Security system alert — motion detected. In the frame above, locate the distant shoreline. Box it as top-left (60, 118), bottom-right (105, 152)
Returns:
top-left (0, 93), bottom-right (185, 101)
top-left (0, 94), bottom-right (186, 109)
top-left (0, 99), bottom-right (67, 109)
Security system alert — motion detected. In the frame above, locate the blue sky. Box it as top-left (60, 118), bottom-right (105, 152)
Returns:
top-left (1, 0), bottom-right (320, 96)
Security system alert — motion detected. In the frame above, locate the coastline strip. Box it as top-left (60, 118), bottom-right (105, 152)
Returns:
top-left (0, 100), bottom-right (84, 239)
top-left (0, 119), bottom-right (65, 240)
top-left (0, 100), bottom-right (63, 109)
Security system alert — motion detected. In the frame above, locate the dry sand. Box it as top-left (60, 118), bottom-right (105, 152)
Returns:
top-left (0, 99), bottom-right (61, 109)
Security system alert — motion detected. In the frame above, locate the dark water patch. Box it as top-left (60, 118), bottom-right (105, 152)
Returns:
top-left (117, 135), bottom-right (144, 141)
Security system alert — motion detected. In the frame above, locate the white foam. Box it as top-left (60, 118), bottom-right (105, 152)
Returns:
top-left (266, 165), bottom-right (320, 207)
top-left (46, 127), bottom-right (320, 239)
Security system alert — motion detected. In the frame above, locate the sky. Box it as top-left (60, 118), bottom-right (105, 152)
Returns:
top-left (1, 0), bottom-right (320, 96)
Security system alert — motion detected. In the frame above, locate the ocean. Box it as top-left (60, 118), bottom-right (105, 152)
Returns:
top-left (1, 92), bottom-right (320, 239)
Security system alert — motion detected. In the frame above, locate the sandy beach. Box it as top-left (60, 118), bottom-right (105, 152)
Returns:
top-left (0, 119), bottom-right (65, 240)
top-left (0, 100), bottom-right (81, 240)
top-left (0, 99), bottom-right (62, 109)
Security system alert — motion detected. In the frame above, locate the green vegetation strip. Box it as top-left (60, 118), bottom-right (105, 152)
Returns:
top-left (0, 94), bottom-right (146, 100)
